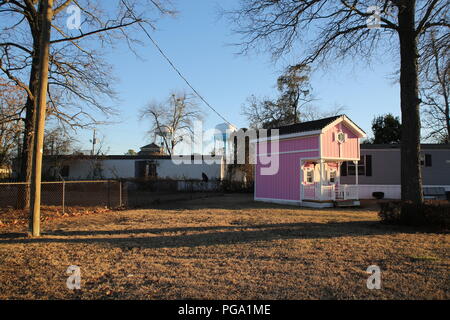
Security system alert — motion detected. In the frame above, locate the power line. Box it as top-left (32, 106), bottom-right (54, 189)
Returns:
top-left (121, 0), bottom-right (237, 130)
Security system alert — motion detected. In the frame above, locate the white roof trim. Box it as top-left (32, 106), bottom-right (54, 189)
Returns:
top-left (250, 116), bottom-right (366, 143)
top-left (322, 115), bottom-right (366, 138)
top-left (250, 130), bottom-right (321, 143)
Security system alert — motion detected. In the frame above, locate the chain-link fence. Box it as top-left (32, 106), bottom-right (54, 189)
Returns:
top-left (0, 180), bottom-right (124, 214)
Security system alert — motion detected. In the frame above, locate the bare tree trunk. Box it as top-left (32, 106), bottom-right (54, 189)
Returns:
top-left (442, 65), bottom-right (450, 143)
top-left (398, 0), bottom-right (423, 204)
top-left (447, 105), bottom-right (450, 143)
top-left (444, 92), bottom-right (450, 143)
top-left (17, 48), bottom-right (39, 209)
top-left (30, 0), bottom-right (53, 236)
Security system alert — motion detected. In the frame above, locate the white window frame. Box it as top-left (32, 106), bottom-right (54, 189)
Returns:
top-left (305, 168), bottom-right (314, 184)
top-left (336, 131), bottom-right (346, 144)
top-left (329, 169), bottom-right (337, 183)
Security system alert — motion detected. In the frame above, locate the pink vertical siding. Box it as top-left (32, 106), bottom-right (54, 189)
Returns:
top-left (321, 122), bottom-right (359, 159)
top-left (258, 135), bottom-right (318, 154)
top-left (278, 135), bottom-right (319, 152)
top-left (255, 150), bottom-right (319, 201)
top-left (255, 135), bottom-right (319, 201)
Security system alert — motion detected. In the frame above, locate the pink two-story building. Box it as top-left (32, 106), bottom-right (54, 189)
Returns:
top-left (253, 115), bottom-right (367, 208)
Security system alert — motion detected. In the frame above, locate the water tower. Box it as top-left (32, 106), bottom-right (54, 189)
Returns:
top-left (156, 126), bottom-right (172, 153)
top-left (214, 123), bottom-right (236, 156)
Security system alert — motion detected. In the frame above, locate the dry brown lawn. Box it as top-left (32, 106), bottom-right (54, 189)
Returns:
top-left (0, 194), bottom-right (448, 300)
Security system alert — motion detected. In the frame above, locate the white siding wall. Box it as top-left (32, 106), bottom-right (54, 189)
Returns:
top-left (52, 158), bottom-right (223, 180)
top-left (103, 160), bottom-right (136, 178)
top-left (157, 160), bottom-right (222, 180)
top-left (56, 159), bottom-right (135, 179)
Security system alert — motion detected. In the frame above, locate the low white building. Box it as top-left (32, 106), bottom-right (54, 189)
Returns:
top-left (43, 154), bottom-right (225, 181)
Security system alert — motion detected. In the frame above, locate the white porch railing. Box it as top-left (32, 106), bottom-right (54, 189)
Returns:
top-left (303, 184), bottom-right (316, 200)
top-left (335, 185), bottom-right (359, 200)
top-left (302, 184), bottom-right (359, 201)
top-left (322, 185), bottom-right (336, 200)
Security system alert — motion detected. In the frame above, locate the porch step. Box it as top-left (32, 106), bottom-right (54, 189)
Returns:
top-left (334, 200), bottom-right (360, 207)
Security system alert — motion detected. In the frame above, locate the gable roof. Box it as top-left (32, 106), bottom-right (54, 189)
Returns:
top-left (251, 115), bottom-right (366, 143)
top-left (273, 115), bottom-right (366, 138)
top-left (274, 115), bottom-right (342, 135)
top-left (141, 143), bottom-right (161, 149)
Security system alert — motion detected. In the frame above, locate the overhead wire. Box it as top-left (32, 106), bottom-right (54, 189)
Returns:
top-left (121, 0), bottom-right (237, 130)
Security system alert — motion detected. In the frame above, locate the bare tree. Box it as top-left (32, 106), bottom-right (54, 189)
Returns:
top-left (140, 92), bottom-right (204, 155)
top-left (300, 104), bottom-right (347, 122)
top-left (43, 126), bottom-right (76, 156)
top-left (243, 95), bottom-right (346, 129)
top-left (0, 0), bottom-right (175, 207)
top-left (242, 95), bottom-right (291, 129)
top-left (41, 126), bottom-right (76, 180)
top-left (228, 0), bottom-right (449, 204)
top-left (420, 31), bottom-right (449, 143)
top-left (0, 79), bottom-right (26, 168)
top-left (242, 63), bottom-right (344, 128)
top-left (243, 64), bottom-right (314, 129)
top-left (277, 63), bottom-right (313, 123)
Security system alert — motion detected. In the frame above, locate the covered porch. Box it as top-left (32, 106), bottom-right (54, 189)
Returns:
top-left (300, 158), bottom-right (360, 208)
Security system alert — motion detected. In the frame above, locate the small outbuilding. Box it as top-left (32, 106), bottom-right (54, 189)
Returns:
top-left (253, 115), bottom-right (366, 207)
top-left (138, 143), bottom-right (164, 155)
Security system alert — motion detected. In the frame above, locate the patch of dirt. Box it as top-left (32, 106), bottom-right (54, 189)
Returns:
top-left (0, 206), bottom-right (112, 228)
top-left (0, 194), bottom-right (448, 300)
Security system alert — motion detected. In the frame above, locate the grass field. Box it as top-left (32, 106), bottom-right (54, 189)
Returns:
top-left (0, 194), bottom-right (448, 299)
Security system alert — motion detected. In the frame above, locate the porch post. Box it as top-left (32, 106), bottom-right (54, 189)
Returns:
top-left (300, 160), bottom-right (304, 203)
top-left (337, 161), bottom-right (341, 186)
top-left (353, 160), bottom-right (359, 199)
top-left (319, 159), bottom-right (324, 201)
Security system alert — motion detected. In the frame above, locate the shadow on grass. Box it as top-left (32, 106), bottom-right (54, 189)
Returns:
top-left (135, 194), bottom-right (380, 212)
top-left (0, 220), bottom-right (415, 249)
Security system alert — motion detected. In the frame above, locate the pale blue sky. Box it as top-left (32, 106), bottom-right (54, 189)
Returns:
top-left (74, 0), bottom-right (401, 155)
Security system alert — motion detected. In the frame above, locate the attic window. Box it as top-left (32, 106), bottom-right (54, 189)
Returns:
top-left (336, 132), bottom-right (346, 144)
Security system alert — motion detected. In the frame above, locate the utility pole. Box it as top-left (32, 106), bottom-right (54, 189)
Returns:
top-left (91, 129), bottom-right (96, 155)
top-left (30, 0), bottom-right (53, 237)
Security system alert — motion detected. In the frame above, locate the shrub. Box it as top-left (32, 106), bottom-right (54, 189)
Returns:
top-left (379, 201), bottom-right (450, 229)
top-left (220, 179), bottom-right (254, 193)
top-left (372, 192), bottom-right (384, 200)
top-left (379, 201), bottom-right (402, 224)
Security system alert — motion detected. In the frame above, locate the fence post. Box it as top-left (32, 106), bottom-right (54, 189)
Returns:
top-left (107, 180), bottom-right (111, 208)
top-left (62, 180), bottom-right (65, 215)
top-left (119, 180), bottom-right (122, 207)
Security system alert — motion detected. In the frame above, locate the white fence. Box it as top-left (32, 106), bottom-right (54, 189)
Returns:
top-left (335, 185), bottom-right (359, 200)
